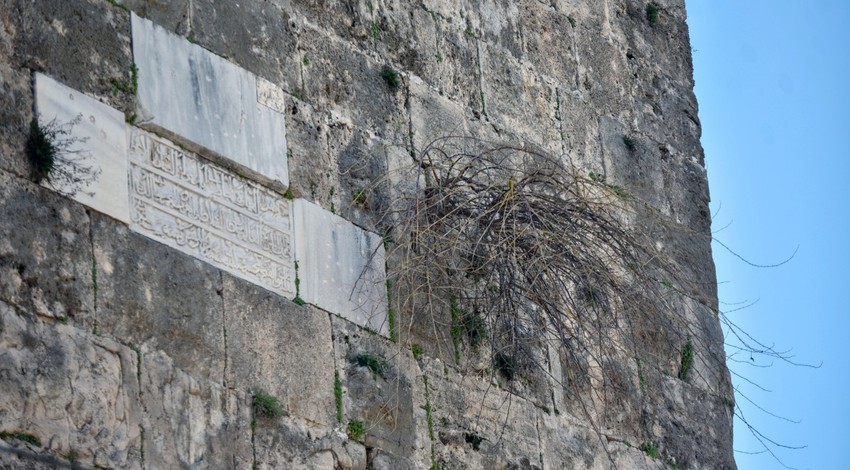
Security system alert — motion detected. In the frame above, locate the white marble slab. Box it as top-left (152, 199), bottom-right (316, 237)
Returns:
top-left (128, 128), bottom-right (296, 298)
top-left (131, 13), bottom-right (289, 188)
top-left (293, 200), bottom-right (388, 335)
top-left (34, 73), bottom-right (129, 223)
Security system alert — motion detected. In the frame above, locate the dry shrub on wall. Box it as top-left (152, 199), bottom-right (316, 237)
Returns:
top-left (360, 138), bottom-right (720, 422)
top-left (350, 136), bottom-right (802, 465)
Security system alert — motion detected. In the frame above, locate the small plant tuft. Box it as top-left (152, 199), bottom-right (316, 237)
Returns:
top-left (352, 189), bottom-right (368, 206)
top-left (646, 3), bottom-right (659, 26)
top-left (622, 135), bottom-right (637, 152)
top-left (26, 118), bottom-right (56, 183)
top-left (252, 388), bottom-right (284, 420)
top-left (26, 116), bottom-right (101, 196)
top-left (334, 371), bottom-right (344, 423)
top-left (567, 15), bottom-right (576, 28)
top-left (293, 260), bottom-right (306, 305)
top-left (283, 187), bottom-right (295, 200)
top-left (379, 65), bottom-right (401, 91)
top-left (678, 336), bottom-right (694, 381)
top-left (352, 353), bottom-right (388, 379)
top-left (640, 441), bottom-right (660, 459)
top-left (411, 343), bottom-right (425, 360)
top-left (0, 431), bottom-right (42, 447)
top-left (347, 420), bottom-right (365, 440)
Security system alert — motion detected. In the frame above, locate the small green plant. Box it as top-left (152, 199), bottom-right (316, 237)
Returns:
top-left (130, 62), bottom-right (139, 95)
top-left (64, 451), bottom-right (78, 464)
top-left (125, 112), bottom-right (138, 125)
top-left (435, 51), bottom-right (444, 62)
top-left (608, 184), bottom-right (630, 200)
top-left (352, 352), bottom-right (387, 379)
top-left (567, 15), bottom-right (576, 27)
top-left (186, 32), bottom-right (196, 43)
top-left (347, 419), bottom-right (365, 440)
top-left (622, 135), bottom-right (637, 151)
top-left (0, 431), bottom-right (42, 447)
top-left (26, 118), bottom-right (57, 183)
top-left (252, 388), bottom-right (284, 419)
top-left (678, 337), bottom-right (694, 381)
top-left (334, 371), bottom-right (344, 423)
top-left (411, 343), bottom-right (425, 360)
top-left (351, 189), bottom-right (368, 206)
top-left (379, 65), bottom-right (401, 91)
top-left (371, 22), bottom-right (381, 50)
top-left (283, 187), bottom-right (295, 200)
top-left (105, 0), bottom-right (129, 13)
top-left (493, 352), bottom-right (515, 381)
top-left (640, 441), bottom-right (660, 459)
top-left (302, 55), bottom-right (311, 66)
top-left (464, 25), bottom-right (476, 39)
top-left (110, 63), bottom-right (139, 96)
top-left (292, 260), bottom-right (306, 305)
top-left (26, 116), bottom-right (100, 196)
top-left (646, 3), bottom-right (659, 26)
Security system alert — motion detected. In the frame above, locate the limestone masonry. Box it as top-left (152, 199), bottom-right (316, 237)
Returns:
top-left (0, 1), bottom-right (735, 469)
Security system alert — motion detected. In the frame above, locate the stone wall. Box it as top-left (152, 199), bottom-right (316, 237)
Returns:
top-left (0, 1), bottom-right (735, 469)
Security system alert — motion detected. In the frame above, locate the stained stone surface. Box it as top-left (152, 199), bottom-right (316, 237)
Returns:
top-left (127, 129), bottom-right (296, 299)
top-left (0, 300), bottom-right (143, 470)
top-left (222, 273), bottom-right (336, 428)
top-left (131, 13), bottom-right (289, 187)
top-left (34, 73), bottom-right (130, 223)
top-left (293, 199), bottom-right (388, 335)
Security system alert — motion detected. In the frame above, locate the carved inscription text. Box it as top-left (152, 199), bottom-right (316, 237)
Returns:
top-left (128, 129), bottom-right (295, 297)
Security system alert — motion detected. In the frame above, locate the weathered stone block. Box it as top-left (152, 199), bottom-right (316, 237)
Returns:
top-left (423, 359), bottom-right (542, 469)
top-left (140, 347), bottom-right (253, 469)
top-left (113, 0), bottom-right (191, 34)
top-left (0, 170), bottom-right (94, 326)
top-left (126, 129), bottom-right (297, 299)
top-left (131, 13), bottom-right (289, 188)
top-left (331, 316), bottom-right (428, 464)
top-left (91, 212), bottom-right (225, 383)
top-left (253, 417), bottom-right (367, 470)
top-left (299, 25), bottom-right (408, 142)
top-left (12, 0), bottom-right (132, 110)
top-left (0, 62), bottom-right (32, 179)
top-left (479, 42), bottom-right (561, 151)
top-left (190, 0), bottom-right (301, 95)
top-left (34, 73), bottom-right (130, 223)
top-left (293, 199), bottom-right (388, 335)
top-left (0, 300), bottom-right (142, 470)
top-left (223, 274), bottom-right (336, 427)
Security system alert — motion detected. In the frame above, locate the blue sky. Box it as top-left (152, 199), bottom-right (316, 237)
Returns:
top-left (686, 1), bottom-right (850, 468)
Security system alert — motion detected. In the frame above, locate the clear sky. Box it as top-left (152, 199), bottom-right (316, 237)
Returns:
top-left (686, 1), bottom-right (850, 469)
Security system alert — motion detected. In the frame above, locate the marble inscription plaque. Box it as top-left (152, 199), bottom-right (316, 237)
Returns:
top-left (128, 129), bottom-right (295, 297)
top-left (132, 13), bottom-right (289, 187)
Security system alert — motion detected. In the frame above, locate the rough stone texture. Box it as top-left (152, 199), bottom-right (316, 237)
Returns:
top-left (140, 347), bottom-right (253, 469)
top-left (331, 316), bottom-right (430, 468)
top-left (223, 273), bottom-right (336, 427)
top-left (0, 170), bottom-right (94, 327)
top-left (0, 0), bottom-right (735, 468)
top-left (92, 212), bottom-right (226, 384)
top-left (0, 300), bottom-right (142, 470)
